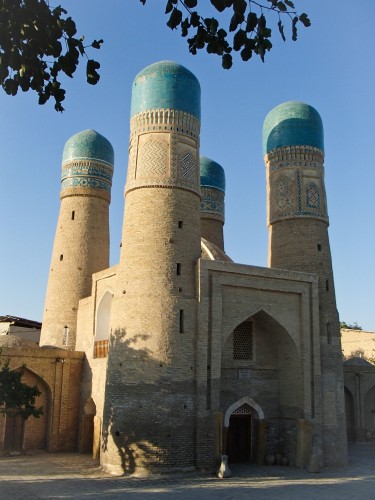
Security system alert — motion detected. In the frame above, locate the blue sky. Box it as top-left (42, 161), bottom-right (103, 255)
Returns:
top-left (1, 1), bottom-right (374, 330)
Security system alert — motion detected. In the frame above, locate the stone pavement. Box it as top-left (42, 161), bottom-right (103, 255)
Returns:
top-left (0, 443), bottom-right (374, 499)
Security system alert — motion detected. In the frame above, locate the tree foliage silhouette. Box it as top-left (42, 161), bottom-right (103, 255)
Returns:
top-left (0, 1), bottom-right (310, 111)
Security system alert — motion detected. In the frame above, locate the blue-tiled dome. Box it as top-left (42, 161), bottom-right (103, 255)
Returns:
top-left (62, 129), bottom-right (114, 166)
top-left (263, 101), bottom-right (324, 154)
top-left (131, 61), bottom-right (200, 119)
top-left (200, 156), bottom-right (225, 192)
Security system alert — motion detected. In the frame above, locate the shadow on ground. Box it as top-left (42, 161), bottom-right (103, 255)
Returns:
top-left (0, 443), bottom-right (374, 499)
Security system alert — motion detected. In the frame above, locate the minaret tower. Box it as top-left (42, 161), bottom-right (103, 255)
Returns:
top-left (263, 101), bottom-right (347, 466)
top-left (40, 130), bottom-right (114, 349)
top-left (102, 62), bottom-right (201, 474)
top-left (200, 156), bottom-right (226, 250)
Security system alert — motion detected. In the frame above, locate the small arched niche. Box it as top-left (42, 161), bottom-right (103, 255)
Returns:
top-left (94, 290), bottom-right (113, 358)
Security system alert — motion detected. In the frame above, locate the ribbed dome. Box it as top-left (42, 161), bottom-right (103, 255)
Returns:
top-left (200, 156), bottom-right (225, 192)
top-left (131, 61), bottom-right (200, 119)
top-left (263, 101), bottom-right (324, 154)
top-left (62, 129), bottom-right (114, 165)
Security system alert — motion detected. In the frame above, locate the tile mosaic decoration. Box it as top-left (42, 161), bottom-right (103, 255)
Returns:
top-left (200, 187), bottom-right (225, 221)
top-left (125, 109), bottom-right (200, 197)
top-left (61, 160), bottom-right (113, 193)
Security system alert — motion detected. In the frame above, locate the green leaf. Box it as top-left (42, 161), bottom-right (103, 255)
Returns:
top-left (167, 8), bottom-right (183, 29)
top-left (222, 53), bottom-right (232, 69)
top-left (246, 12), bottom-right (257, 32)
top-left (210, 0), bottom-right (226, 12)
top-left (165, 1), bottom-right (173, 14)
top-left (229, 13), bottom-right (243, 32)
top-left (64, 17), bottom-right (77, 37)
top-left (233, 29), bottom-right (247, 51)
top-left (181, 19), bottom-right (190, 37)
top-left (184, 0), bottom-right (198, 7)
top-left (240, 43), bottom-right (252, 61)
top-left (3, 78), bottom-right (19, 96)
top-left (190, 11), bottom-right (200, 27)
top-left (205, 17), bottom-right (219, 35)
top-left (299, 13), bottom-right (311, 27)
top-left (278, 21), bottom-right (285, 42)
top-left (277, 2), bottom-right (287, 12)
top-left (233, 0), bottom-right (246, 16)
top-left (292, 16), bottom-right (298, 41)
top-left (91, 39), bottom-right (104, 49)
top-left (86, 59), bottom-right (100, 85)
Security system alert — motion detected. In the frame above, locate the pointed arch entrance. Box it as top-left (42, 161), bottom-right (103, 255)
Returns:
top-left (220, 308), bottom-right (303, 465)
top-left (3, 368), bottom-right (50, 451)
top-left (224, 397), bottom-right (264, 464)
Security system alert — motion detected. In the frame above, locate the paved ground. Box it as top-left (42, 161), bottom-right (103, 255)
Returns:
top-left (1, 443), bottom-right (374, 499)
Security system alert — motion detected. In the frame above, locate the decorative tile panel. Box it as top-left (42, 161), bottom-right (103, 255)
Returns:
top-left (61, 159), bottom-right (113, 193)
top-left (266, 147), bottom-right (329, 224)
top-left (125, 108), bottom-right (200, 197)
top-left (200, 187), bottom-right (224, 222)
top-left (306, 182), bottom-right (320, 209)
top-left (136, 138), bottom-right (168, 179)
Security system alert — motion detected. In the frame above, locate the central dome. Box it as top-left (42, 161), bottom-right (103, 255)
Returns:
top-left (131, 61), bottom-right (201, 119)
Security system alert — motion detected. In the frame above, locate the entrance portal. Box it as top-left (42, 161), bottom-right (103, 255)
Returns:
top-left (227, 414), bottom-right (251, 463)
top-left (4, 415), bottom-right (24, 451)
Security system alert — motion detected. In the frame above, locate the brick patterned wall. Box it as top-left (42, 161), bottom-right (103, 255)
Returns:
top-left (265, 146), bottom-right (347, 466)
top-left (41, 192), bottom-right (111, 349)
top-left (0, 347), bottom-right (84, 452)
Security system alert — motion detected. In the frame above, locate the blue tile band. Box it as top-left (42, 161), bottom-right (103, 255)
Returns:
top-left (61, 130), bottom-right (114, 193)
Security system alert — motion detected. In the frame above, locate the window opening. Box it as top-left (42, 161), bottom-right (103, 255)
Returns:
top-left (178, 221), bottom-right (183, 229)
top-left (60, 254), bottom-right (63, 261)
top-left (233, 321), bottom-right (254, 361)
top-left (317, 244), bottom-right (321, 251)
top-left (63, 325), bottom-right (69, 346)
top-left (71, 211), bottom-right (75, 220)
top-left (179, 310), bottom-right (184, 333)
top-left (177, 263), bottom-right (181, 275)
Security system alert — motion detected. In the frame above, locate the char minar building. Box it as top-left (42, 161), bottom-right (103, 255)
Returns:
top-left (1, 61), bottom-right (348, 473)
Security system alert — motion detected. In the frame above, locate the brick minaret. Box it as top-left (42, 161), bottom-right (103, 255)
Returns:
top-left (102, 61), bottom-right (201, 474)
top-left (40, 130), bottom-right (114, 349)
top-left (263, 101), bottom-right (347, 466)
top-left (200, 156), bottom-right (226, 250)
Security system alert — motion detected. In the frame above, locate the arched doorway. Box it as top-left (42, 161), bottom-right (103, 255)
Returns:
top-left (224, 397), bottom-right (264, 464)
top-left (4, 368), bottom-right (50, 451)
top-left (81, 398), bottom-right (96, 454)
top-left (4, 415), bottom-right (24, 451)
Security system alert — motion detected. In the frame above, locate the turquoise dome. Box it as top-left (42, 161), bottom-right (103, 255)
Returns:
top-left (131, 61), bottom-right (200, 119)
top-left (263, 101), bottom-right (324, 154)
top-left (62, 129), bottom-right (114, 166)
top-left (200, 156), bottom-right (225, 192)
